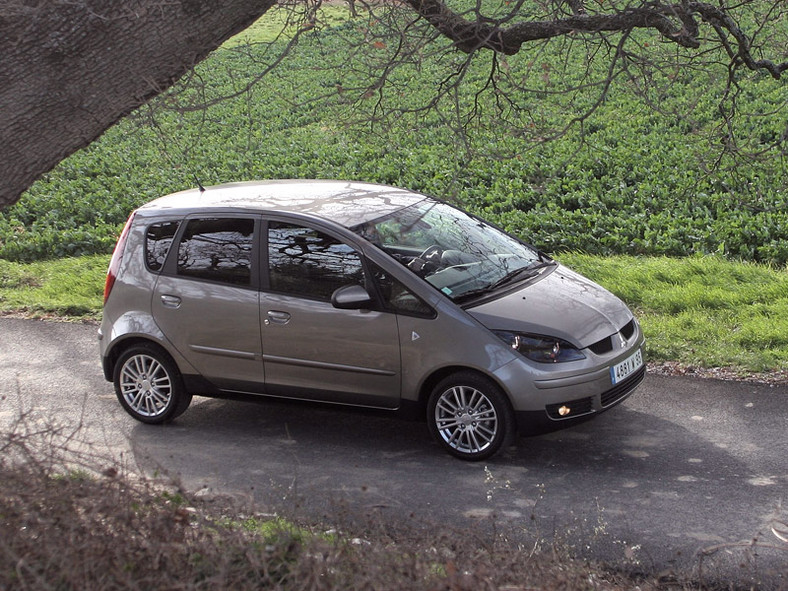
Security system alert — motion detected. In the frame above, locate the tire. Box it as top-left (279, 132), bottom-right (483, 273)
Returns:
top-left (427, 371), bottom-right (514, 461)
top-left (113, 343), bottom-right (191, 424)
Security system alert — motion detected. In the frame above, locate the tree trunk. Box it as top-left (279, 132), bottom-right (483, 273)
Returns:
top-left (0, 0), bottom-right (276, 208)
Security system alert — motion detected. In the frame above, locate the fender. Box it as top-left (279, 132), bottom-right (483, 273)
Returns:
top-left (99, 310), bottom-right (199, 381)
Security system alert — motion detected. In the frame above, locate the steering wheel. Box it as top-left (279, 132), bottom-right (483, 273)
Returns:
top-left (408, 244), bottom-right (443, 276)
top-left (418, 244), bottom-right (443, 260)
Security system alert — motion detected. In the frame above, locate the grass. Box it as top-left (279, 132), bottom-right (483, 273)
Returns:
top-left (223, 4), bottom-right (352, 46)
top-left (560, 253), bottom-right (788, 373)
top-left (0, 255), bottom-right (108, 320)
top-left (2, 4), bottom-right (786, 265)
top-left (2, 253), bottom-right (787, 374)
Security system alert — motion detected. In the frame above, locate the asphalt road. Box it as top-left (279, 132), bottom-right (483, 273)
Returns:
top-left (1, 317), bottom-right (786, 587)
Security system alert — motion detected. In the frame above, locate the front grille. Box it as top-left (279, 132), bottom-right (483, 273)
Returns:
top-left (601, 364), bottom-right (646, 407)
top-left (588, 319), bottom-right (637, 356)
top-left (546, 396), bottom-right (594, 420)
top-left (589, 336), bottom-right (614, 355)
top-left (620, 318), bottom-right (636, 340)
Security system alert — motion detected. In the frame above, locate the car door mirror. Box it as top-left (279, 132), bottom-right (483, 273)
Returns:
top-left (331, 284), bottom-right (374, 310)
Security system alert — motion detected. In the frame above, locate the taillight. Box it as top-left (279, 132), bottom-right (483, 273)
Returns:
top-left (104, 212), bottom-right (136, 305)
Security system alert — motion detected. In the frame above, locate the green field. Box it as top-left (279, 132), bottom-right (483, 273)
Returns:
top-left (1, 4), bottom-right (786, 374)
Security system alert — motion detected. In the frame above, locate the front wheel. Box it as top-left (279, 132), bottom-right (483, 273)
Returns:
top-left (427, 372), bottom-right (514, 461)
top-left (113, 344), bottom-right (191, 424)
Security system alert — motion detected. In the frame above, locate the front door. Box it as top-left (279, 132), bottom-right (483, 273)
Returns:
top-left (261, 221), bottom-right (401, 408)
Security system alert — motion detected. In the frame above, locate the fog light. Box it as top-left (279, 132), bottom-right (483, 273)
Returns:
top-left (558, 406), bottom-right (571, 417)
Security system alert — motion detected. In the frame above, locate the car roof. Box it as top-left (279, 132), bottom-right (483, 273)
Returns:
top-left (138, 180), bottom-right (428, 228)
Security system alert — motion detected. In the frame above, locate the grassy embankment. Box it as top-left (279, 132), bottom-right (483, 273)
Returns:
top-left (2, 253), bottom-right (787, 375)
top-left (1, 6), bottom-right (787, 590)
top-left (1, 3), bottom-right (787, 375)
top-left (0, 6), bottom-right (786, 377)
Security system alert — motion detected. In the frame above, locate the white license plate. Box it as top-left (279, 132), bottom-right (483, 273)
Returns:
top-left (610, 348), bottom-right (643, 384)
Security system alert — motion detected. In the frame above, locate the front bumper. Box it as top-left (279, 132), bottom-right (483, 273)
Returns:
top-left (514, 363), bottom-right (646, 436)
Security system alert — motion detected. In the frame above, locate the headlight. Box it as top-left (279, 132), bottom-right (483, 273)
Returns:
top-left (494, 331), bottom-right (586, 363)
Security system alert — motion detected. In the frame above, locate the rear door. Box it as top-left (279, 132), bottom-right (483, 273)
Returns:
top-left (152, 215), bottom-right (264, 391)
top-left (260, 220), bottom-right (401, 408)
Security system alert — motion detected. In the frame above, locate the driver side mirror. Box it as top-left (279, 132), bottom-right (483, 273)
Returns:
top-left (331, 284), bottom-right (374, 310)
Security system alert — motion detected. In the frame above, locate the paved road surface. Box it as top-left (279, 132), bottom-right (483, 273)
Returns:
top-left (1, 317), bottom-right (786, 587)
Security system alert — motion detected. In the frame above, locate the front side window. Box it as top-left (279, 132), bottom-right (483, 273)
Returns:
top-left (176, 218), bottom-right (254, 286)
top-left (371, 263), bottom-right (434, 317)
top-left (146, 221), bottom-right (180, 271)
top-left (268, 222), bottom-right (363, 301)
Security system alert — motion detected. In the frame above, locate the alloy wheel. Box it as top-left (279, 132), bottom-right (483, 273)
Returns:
top-left (433, 384), bottom-right (499, 455)
top-left (119, 353), bottom-right (173, 419)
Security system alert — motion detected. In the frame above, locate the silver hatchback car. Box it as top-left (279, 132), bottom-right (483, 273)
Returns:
top-left (100, 180), bottom-right (645, 460)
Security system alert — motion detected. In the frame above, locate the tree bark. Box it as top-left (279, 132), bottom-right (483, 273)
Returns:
top-left (0, 0), bottom-right (276, 208)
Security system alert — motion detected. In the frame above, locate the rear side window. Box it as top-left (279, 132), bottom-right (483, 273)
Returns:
top-left (176, 218), bottom-right (255, 286)
top-left (146, 221), bottom-right (180, 271)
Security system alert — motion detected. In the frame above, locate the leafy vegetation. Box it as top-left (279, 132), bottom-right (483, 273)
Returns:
top-left (0, 5), bottom-right (786, 265)
top-left (0, 5), bottom-right (786, 373)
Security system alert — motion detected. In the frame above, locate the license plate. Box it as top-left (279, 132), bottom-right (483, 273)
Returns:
top-left (610, 348), bottom-right (643, 384)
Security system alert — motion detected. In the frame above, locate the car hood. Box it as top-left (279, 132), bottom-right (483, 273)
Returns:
top-left (465, 264), bottom-right (633, 348)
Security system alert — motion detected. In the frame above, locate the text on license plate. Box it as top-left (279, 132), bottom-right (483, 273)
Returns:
top-left (610, 349), bottom-right (643, 384)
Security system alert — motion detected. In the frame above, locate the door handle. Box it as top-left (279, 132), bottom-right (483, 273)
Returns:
top-left (160, 294), bottom-right (182, 309)
top-left (266, 310), bottom-right (291, 325)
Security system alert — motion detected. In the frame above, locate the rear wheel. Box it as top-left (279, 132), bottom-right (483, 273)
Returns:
top-left (427, 372), bottom-right (514, 461)
top-left (113, 344), bottom-right (191, 424)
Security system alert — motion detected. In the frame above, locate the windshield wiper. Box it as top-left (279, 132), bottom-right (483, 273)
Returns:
top-left (489, 260), bottom-right (555, 291)
top-left (452, 260), bottom-right (555, 304)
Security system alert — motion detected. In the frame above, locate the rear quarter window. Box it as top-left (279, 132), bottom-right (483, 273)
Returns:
top-left (146, 221), bottom-right (181, 271)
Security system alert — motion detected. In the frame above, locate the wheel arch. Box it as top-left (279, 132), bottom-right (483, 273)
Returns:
top-left (422, 366), bottom-right (519, 460)
top-left (417, 366), bottom-right (516, 421)
top-left (103, 335), bottom-right (180, 382)
top-left (112, 339), bottom-right (193, 423)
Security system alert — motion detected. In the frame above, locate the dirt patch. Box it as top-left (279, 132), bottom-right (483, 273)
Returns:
top-left (648, 361), bottom-right (788, 387)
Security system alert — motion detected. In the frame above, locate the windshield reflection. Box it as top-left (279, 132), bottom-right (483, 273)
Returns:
top-left (352, 200), bottom-right (550, 302)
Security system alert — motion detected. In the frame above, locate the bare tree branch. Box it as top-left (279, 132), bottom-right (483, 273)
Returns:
top-left (403, 0), bottom-right (788, 81)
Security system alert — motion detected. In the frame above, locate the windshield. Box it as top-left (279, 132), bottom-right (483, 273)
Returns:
top-left (352, 199), bottom-right (552, 302)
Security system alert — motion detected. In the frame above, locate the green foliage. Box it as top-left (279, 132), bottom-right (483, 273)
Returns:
top-left (0, 5), bottom-right (786, 265)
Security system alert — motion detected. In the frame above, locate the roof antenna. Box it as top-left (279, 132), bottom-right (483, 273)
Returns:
top-left (194, 175), bottom-right (206, 193)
